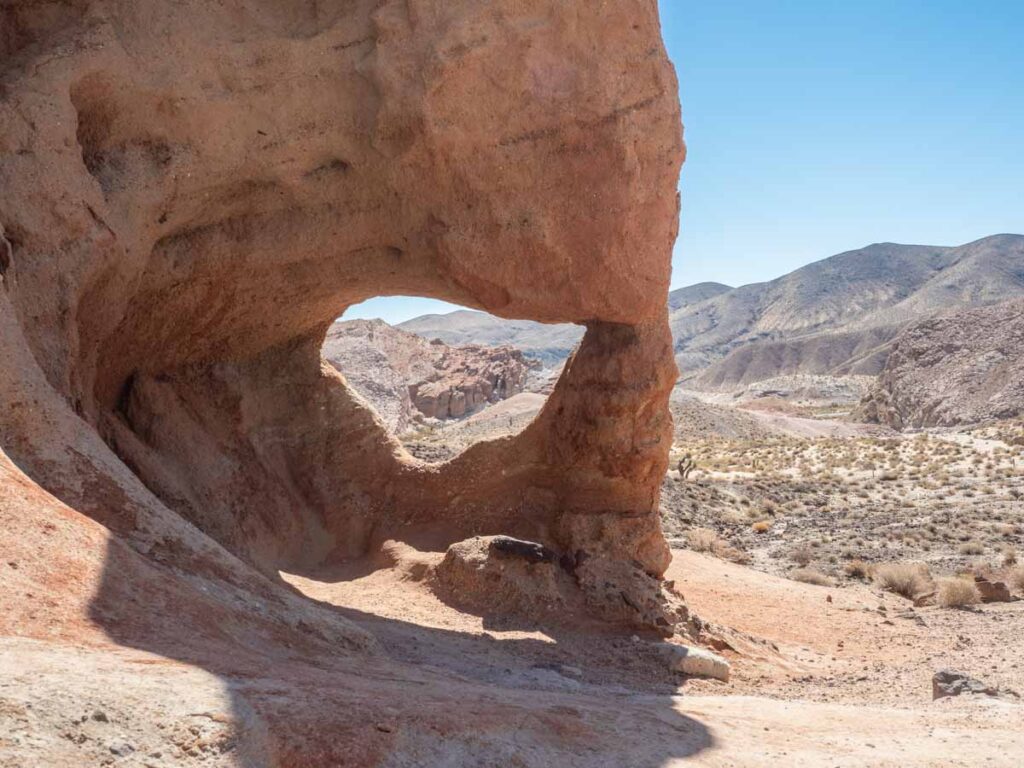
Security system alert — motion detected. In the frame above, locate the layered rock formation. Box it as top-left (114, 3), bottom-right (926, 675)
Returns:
top-left (409, 343), bottom-right (527, 418)
top-left (860, 299), bottom-right (1024, 428)
top-left (322, 318), bottom-right (535, 431)
top-left (1, 0), bottom-right (683, 737)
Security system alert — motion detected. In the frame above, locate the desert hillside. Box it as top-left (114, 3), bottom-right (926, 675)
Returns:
top-left (400, 235), bottom-right (1024, 400)
top-left (682, 234), bottom-right (1024, 391)
top-left (860, 298), bottom-right (1024, 428)
top-left (397, 310), bottom-right (584, 367)
top-left (395, 282), bottom-right (734, 365)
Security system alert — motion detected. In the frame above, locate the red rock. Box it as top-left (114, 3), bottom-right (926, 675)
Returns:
top-left (0, 1), bottom-right (684, 762)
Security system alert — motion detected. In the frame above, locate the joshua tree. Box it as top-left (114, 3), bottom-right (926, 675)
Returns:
top-left (677, 454), bottom-right (696, 482)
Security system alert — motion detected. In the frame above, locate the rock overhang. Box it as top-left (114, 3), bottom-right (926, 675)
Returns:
top-left (0, 0), bottom-right (684, 629)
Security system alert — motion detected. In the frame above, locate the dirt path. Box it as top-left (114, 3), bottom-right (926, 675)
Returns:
top-left (279, 546), bottom-right (1024, 766)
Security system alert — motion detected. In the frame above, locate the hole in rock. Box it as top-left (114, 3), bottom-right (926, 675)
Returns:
top-left (323, 296), bottom-right (584, 462)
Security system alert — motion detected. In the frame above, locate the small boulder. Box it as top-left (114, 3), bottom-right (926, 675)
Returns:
top-left (657, 643), bottom-right (730, 682)
top-left (932, 669), bottom-right (999, 700)
top-left (108, 740), bottom-right (135, 757)
top-left (433, 536), bottom-right (578, 623)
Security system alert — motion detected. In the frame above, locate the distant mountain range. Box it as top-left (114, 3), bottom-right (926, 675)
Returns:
top-left (395, 283), bottom-right (734, 368)
top-left (397, 234), bottom-right (1024, 391)
top-left (397, 312), bottom-right (584, 368)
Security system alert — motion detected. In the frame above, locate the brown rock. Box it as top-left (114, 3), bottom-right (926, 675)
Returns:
top-left (932, 669), bottom-right (1014, 700)
top-left (408, 343), bottom-right (535, 420)
top-left (433, 536), bottom-right (687, 634)
top-left (974, 576), bottom-right (1013, 603)
top-left (0, 2), bottom-right (684, 761)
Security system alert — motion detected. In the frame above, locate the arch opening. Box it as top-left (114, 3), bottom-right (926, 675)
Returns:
top-left (323, 297), bottom-right (581, 463)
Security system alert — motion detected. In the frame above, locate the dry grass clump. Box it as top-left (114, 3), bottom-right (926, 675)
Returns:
top-left (686, 527), bottom-right (720, 553)
top-left (686, 527), bottom-right (750, 564)
top-left (844, 559), bottom-right (870, 580)
top-left (1010, 567), bottom-right (1024, 594)
top-left (788, 546), bottom-right (814, 566)
top-left (790, 568), bottom-right (834, 587)
top-left (936, 576), bottom-right (980, 608)
top-left (958, 541), bottom-right (985, 556)
top-left (873, 562), bottom-right (930, 599)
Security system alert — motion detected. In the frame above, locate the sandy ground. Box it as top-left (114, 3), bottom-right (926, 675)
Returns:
top-left (667, 551), bottom-right (1024, 706)
top-left (3, 541), bottom-right (1022, 766)
top-left (738, 409), bottom-right (886, 439)
top-left (274, 546), bottom-right (1024, 766)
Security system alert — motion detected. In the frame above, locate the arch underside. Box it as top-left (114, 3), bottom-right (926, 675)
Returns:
top-left (0, 0), bottom-right (684, 629)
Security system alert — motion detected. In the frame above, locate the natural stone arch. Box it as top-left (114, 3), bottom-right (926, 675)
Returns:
top-left (0, 0), bottom-right (684, 623)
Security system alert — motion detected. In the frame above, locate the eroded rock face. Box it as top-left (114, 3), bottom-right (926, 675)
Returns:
top-left (322, 318), bottom-right (536, 430)
top-left (0, 0), bottom-right (683, 641)
top-left (860, 299), bottom-right (1024, 428)
top-left (409, 341), bottom-right (533, 420)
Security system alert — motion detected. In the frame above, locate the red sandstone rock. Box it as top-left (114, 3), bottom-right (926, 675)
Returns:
top-left (0, 1), bottom-right (684, 762)
top-left (1, 0), bottom-right (682, 583)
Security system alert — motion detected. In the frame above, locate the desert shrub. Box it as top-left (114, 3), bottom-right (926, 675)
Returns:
top-left (714, 541), bottom-right (750, 565)
top-left (751, 520), bottom-right (771, 534)
top-left (788, 547), bottom-right (814, 567)
top-left (873, 562), bottom-right (930, 599)
top-left (686, 527), bottom-right (750, 564)
top-left (717, 508), bottom-right (746, 526)
top-left (790, 568), bottom-right (834, 587)
top-left (936, 576), bottom-right (980, 608)
top-left (686, 527), bottom-right (719, 553)
top-left (958, 541), bottom-right (985, 556)
top-left (844, 559), bottom-right (870, 580)
top-left (1010, 567), bottom-right (1024, 594)
top-left (1003, 547), bottom-right (1018, 567)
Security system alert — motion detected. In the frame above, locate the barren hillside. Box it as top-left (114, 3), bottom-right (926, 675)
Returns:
top-left (860, 298), bottom-right (1024, 428)
top-left (397, 310), bottom-right (584, 367)
top-left (675, 235), bottom-right (1024, 388)
top-left (400, 236), bottom-right (1024, 395)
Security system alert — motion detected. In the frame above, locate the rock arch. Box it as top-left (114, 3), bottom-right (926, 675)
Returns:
top-left (0, 0), bottom-right (683, 623)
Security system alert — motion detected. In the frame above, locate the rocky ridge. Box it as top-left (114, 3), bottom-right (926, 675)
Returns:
top-left (322, 319), bottom-right (535, 432)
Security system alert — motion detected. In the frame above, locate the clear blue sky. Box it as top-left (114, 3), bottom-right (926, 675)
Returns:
top-left (347, 0), bottom-right (1024, 324)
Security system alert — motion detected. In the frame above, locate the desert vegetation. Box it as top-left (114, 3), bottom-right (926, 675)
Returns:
top-left (665, 416), bottom-right (1024, 600)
